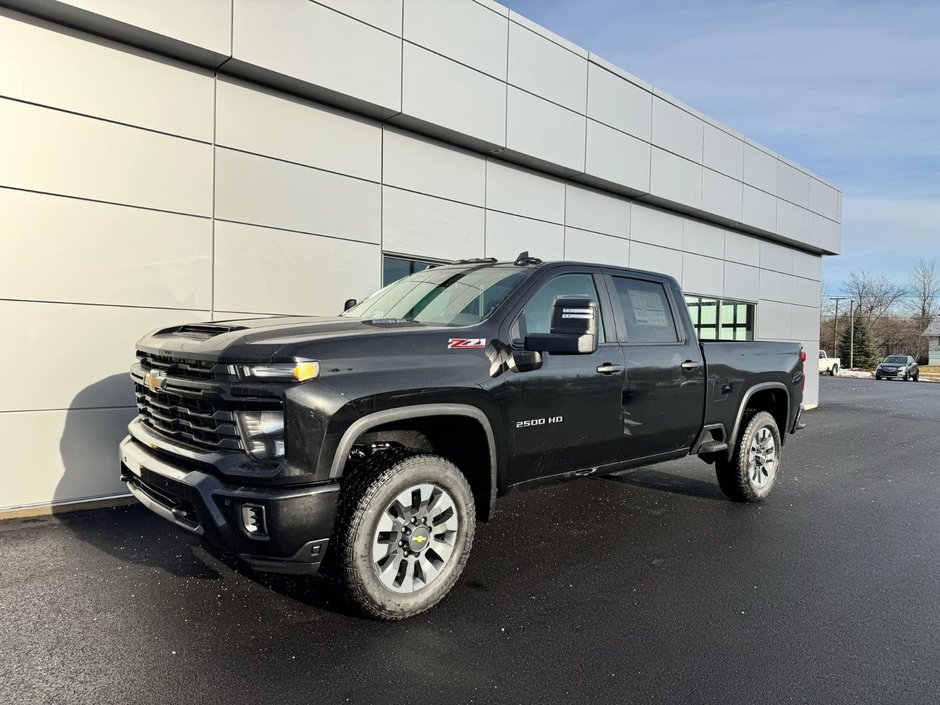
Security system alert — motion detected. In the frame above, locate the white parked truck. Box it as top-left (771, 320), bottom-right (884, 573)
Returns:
top-left (819, 350), bottom-right (841, 375)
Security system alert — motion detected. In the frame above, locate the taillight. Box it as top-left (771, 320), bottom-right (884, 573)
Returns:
top-left (800, 348), bottom-right (807, 363)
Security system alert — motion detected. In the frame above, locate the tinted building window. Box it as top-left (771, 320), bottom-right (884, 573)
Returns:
top-left (383, 255), bottom-right (437, 285)
top-left (686, 296), bottom-right (755, 341)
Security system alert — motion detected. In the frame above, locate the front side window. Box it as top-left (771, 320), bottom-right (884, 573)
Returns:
top-left (511, 273), bottom-right (604, 343)
top-left (344, 266), bottom-right (530, 327)
top-left (613, 277), bottom-right (678, 343)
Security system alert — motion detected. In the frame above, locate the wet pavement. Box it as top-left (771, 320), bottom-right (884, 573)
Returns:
top-left (2, 376), bottom-right (939, 704)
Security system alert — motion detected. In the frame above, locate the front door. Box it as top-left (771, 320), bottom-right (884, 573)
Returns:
top-left (503, 270), bottom-right (625, 484)
top-left (606, 274), bottom-right (706, 461)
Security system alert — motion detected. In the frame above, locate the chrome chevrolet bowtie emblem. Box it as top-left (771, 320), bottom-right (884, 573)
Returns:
top-left (143, 369), bottom-right (168, 392)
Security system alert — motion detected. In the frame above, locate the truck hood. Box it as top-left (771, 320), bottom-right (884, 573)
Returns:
top-left (136, 315), bottom-right (440, 362)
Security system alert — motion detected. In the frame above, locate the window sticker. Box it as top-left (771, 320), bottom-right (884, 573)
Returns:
top-left (629, 291), bottom-right (669, 327)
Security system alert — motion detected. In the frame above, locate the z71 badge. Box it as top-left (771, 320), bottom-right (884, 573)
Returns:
top-left (448, 338), bottom-right (486, 349)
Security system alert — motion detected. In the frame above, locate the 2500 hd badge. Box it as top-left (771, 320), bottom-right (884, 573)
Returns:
top-left (120, 254), bottom-right (805, 620)
top-left (516, 416), bottom-right (564, 428)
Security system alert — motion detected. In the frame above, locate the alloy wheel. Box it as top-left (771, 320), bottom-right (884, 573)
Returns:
top-left (371, 484), bottom-right (459, 593)
top-left (747, 427), bottom-right (777, 490)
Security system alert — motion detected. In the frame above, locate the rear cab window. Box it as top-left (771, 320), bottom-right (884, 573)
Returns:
top-left (610, 277), bottom-right (679, 344)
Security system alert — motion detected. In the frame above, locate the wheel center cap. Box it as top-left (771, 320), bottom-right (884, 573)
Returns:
top-left (408, 526), bottom-right (431, 553)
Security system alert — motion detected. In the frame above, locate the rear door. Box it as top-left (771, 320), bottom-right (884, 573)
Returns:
top-left (605, 273), bottom-right (706, 461)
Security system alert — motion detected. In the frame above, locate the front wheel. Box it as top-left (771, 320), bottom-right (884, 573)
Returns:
top-left (715, 410), bottom-right (782, 502)
top-left (327, 451), bottom-right (475, 620)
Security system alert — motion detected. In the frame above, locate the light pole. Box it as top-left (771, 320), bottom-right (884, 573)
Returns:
top-left (849, 300), bottom-right (855, 369)
top-left (830, 296), bottom-right (848, 355)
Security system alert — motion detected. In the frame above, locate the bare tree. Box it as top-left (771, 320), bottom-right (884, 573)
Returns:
top-left (907, 258), bottom-right (939, 362)
top-left (842, 270), bottom-right (907, 326)
top-left (907, 257), bottom-right (939, 323)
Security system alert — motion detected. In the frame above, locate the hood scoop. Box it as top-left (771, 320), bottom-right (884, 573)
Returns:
top-left (364, 318), bottom-right (420, 327)
top-left (169, 323), bottom-right (248, 340)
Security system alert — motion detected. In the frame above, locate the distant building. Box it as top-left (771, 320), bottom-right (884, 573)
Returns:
top-left (924, 319), bottom-right (940, 365)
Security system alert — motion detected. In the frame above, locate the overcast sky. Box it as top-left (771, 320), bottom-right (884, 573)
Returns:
top-left (501, 0), bottom-right (940, 295)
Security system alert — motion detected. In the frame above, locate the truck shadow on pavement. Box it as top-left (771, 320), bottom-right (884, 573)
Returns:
top-left (603, 467), bottom-right (726, 501)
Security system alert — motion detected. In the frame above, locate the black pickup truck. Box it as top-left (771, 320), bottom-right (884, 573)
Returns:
top-left (120, 254), bottom-right (805, 619)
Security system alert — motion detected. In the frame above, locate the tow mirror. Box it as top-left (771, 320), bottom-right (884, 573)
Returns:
top-left (343, 298), bottom-right (357, 311)
top-left (524, 297), bottom-right (598, 355)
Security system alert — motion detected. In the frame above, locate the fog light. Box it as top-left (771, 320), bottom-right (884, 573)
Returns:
top-left (236, 411), bottom-right (285, 460)
top-left (241, 503), bottom-right (267, 536)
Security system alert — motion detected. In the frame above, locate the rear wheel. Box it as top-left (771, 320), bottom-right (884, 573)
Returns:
top-left (715, 410), bottom-right (782, 502)
top-left (831, 364), bottom-right (839, 376)
top-left (327, 451), bottom-right (475, 620)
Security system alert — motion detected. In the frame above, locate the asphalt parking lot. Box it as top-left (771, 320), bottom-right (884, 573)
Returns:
top-left (2, 376), bottom-right (939, 704)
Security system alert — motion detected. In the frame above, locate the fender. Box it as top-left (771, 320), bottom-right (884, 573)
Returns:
top-left (726, 382), bottom-right (790, 460)
top-left (328, 403), bottom-right (499, 516)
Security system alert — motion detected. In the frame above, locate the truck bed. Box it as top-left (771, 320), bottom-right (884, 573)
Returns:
top-left (700, 340), bottom-right (804, 444)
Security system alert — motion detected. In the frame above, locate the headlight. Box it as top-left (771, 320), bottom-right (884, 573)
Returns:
top-left (236, 410), bottom-right (285, 460)
top-left (234, 360), bottom-right (320, 381)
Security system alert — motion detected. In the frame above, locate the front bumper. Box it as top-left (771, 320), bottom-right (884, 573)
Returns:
top-left (119, 433), bottom-right (339, 574)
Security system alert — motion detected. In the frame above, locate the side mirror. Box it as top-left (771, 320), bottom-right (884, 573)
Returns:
top-left (524, 297), bottom-right (598, 355)
top-left (343, 298), bottom-right (357, 311)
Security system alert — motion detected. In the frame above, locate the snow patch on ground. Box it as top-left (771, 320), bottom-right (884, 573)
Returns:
top-left (835, 370), bottom-right (874, 379)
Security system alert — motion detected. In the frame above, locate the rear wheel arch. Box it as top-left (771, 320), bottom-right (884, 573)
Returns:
top-left (726, 383), bottom-right (790, 460)
top-left (330, 404), bottom-right (498, 521)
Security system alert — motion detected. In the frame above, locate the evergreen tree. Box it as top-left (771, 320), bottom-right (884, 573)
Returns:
top-left (837, 316), bottom-right (879, 369)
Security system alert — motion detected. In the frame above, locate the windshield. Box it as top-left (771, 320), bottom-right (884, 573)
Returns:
top-left (342, 266), bottom-right (531, 326)
top-left (884, 356), bottom-right (908, 364)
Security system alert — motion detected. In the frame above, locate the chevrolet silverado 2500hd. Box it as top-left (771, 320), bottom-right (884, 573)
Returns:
top-left (119, 255), bottom-right (805, 619)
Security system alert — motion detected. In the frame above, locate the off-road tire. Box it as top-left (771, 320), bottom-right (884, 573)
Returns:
top-left (715, 410), bottom-right (782, 503)
top-left (325, 450), bottom-right (475, 620)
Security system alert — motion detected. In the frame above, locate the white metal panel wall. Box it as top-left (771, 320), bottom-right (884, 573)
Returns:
top-left (0, 2), bottom-right (828, 512)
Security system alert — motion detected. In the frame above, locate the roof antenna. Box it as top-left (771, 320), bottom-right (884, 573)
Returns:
top-left (514, 251), bottom-right (543, 266)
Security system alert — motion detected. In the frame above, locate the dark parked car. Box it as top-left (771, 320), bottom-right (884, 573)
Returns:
top-left (876, 355), bottom-right (920, 381)
top-left (119, 255), bottom-right (805, 619)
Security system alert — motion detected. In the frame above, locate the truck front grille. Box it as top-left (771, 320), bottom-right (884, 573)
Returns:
top-left (136, 350), bottom-right (219, 382)
top-left (135, 386), bottom-right (242, 452)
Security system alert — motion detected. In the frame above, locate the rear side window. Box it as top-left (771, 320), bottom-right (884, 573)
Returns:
top-left (611, 277), bottom-right (679, 343)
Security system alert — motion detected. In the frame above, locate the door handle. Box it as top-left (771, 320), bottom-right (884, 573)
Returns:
top-left (681, 360), bottom-right (702, 371)
top-left (596, 363), bottom-right (623, 375)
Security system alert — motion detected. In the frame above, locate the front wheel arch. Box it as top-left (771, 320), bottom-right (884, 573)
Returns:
top-left (330, 404), bottom-right (498, 521)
